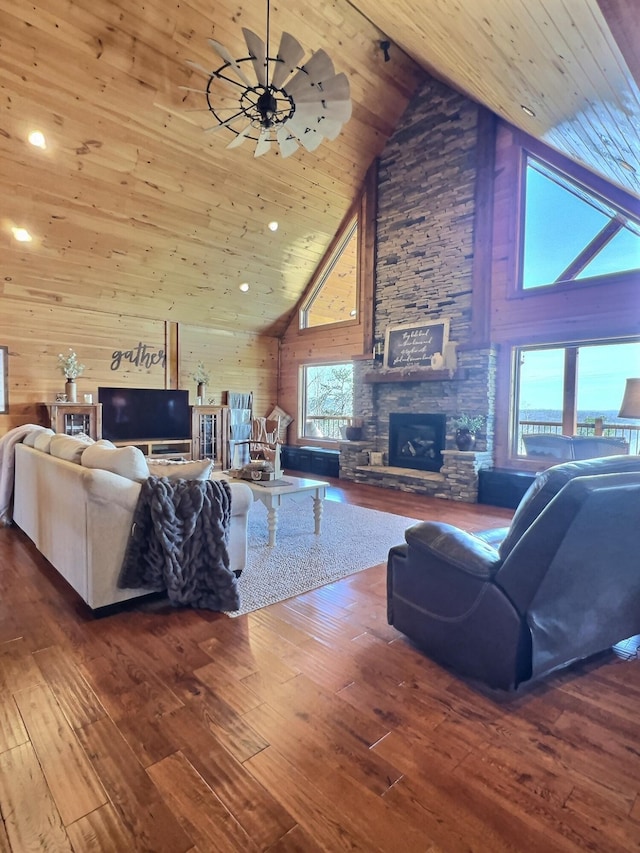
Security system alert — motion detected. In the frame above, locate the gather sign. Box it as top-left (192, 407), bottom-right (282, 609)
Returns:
top-left (111, 343), bottom-right (166, 371)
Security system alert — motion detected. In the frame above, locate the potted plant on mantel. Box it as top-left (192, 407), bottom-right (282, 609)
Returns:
top-left (57, 348), bottom-right (85, 403)
top-left (192, 361), bottom-right (210, 404)
top-left (453, 414), bottom-right (485, 451)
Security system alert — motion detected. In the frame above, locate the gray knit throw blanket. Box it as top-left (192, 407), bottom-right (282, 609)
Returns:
top-left (119, 476), bottom-right (240, 611)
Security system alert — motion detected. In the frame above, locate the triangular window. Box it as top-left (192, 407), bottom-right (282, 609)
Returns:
top-left (299, 216), bottom-right (358, 329)
top-left (521, 157), bottom-right (640, 290)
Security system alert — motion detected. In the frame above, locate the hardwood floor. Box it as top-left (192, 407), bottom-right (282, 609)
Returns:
top-left (1, 477), bottom-right (639, 852)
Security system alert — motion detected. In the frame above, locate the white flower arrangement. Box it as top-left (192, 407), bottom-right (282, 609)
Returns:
top-left (57, 348), bottom-right (85, 380)
top-left (191, 361), bottom-right (210, 385)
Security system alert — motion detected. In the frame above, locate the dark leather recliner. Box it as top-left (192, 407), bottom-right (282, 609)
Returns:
top-left (387, 455), bottom-right (640, 689)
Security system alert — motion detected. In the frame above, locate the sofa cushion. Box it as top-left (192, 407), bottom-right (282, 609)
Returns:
top-left (30, 428), bottom-right (56, 451)
top-left (499, 454), bottom-right (640, 561)
top-left (24, 428), bottom-right (47, 448)
top-left (146, 458), bottom-right (213, 481)
top-left (81, 442), bottom-right (149, 482)
top-left (50, 433), bottom-right (95, 463)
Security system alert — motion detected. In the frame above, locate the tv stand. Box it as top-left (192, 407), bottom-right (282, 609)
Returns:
top-left (114, 439), bottom-right (192, 461)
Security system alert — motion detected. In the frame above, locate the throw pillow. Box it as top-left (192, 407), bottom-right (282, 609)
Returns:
top-left (81, 442), bottom-right (150, 482)
top-left (49, 433), bottom-right (94, 463)
top-left (146, 458), bottom-right (214, 481)
top-left (27, 428), bottom-right (54, 449)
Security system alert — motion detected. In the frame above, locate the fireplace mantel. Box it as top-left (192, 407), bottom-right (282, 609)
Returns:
top-left (363, 368), bottom-right (467, 384)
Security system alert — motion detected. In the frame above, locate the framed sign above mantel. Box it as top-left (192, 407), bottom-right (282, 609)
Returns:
top-left (383, 320), bottom-right (449, 370)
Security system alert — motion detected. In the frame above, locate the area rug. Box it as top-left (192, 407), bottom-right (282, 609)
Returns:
top-left (227, 497), bottom-right (422, 617)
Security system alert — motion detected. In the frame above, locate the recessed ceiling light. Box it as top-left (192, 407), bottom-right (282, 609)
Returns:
top-left (520, 105), bottom-right (536, 118)
top-left (12, 227), bottom-right (32, 242)
top-left (268, 221), bottom-right (278, 232)
top-left (28, 130), bottom-right (47, 149)
top-left (618, 159), bottom-right (637, 174)
top-left (239, 282), bottom-right (250, 292)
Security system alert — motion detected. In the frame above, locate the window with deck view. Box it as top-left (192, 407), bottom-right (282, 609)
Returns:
top-left (300, 363), bottom-right (354, 440)
top-left (513, 340), bottom-right (640, 457)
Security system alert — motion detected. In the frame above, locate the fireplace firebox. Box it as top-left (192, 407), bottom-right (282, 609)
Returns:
top-left (388, 413), bottom-right (446, 472)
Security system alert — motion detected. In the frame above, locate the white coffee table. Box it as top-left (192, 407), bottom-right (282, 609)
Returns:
top-left (231, 474), bottom-right (329, 546)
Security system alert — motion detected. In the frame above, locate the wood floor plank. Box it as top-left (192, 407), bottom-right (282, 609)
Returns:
top-left (245, 745), bottom-right (387, 852)
top-left (76, 716), bottom-right (193, 853)
top-left (13, 683), bottom-right (107, 826)
top-left (0, 742), bottom-right (72, 852)
top-left (244, 698), bottom-right (404, 797)
top-left (32, 645), bottom-right (106, 729)
top-left (264, 825), bottom-right (326, 853)
top-left (246, 742), bottom-right (429, 852)
top-left (148, 751), bottom-right (261, 852)
top-left (0, 694), bottom-right (28, 754)
top-left (185, 681), bottom-right (270, 763)
top-left (158, 704), bottom-right (296, 850)
top-left (0, 820), bottom-right (10, 853)
top-left (66, 803), bottom-right (139, 852)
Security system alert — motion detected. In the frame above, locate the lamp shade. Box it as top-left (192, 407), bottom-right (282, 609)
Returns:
top-left (618, 378), bottom-right (640, 419)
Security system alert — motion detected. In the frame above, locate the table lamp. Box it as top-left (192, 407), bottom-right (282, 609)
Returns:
top-left (618, 378), bottom-right (640, 419)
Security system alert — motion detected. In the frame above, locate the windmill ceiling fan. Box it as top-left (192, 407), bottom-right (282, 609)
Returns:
top-left (182, 0), bottom-right (352, 158)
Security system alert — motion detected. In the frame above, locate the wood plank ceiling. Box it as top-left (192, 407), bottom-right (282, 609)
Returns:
top-left (1, 0), bottom-right (638, 338)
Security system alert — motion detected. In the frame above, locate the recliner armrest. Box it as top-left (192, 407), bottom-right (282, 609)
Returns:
top-left (404, 521), bottom-right (502, 580)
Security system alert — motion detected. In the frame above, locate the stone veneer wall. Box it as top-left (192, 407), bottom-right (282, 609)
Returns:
top-left (341, 75), bottom-right (497, 501)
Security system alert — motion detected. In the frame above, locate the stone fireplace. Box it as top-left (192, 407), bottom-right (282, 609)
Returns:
top-left (336, 74), bottom-right (498, 502)
top-left (388, 413), bottom-right (446, 472)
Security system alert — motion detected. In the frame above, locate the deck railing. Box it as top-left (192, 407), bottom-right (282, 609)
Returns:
top-left (303, 415), bottom-right (356, 440)
top-left (519, 418), bottom-right (640, 456)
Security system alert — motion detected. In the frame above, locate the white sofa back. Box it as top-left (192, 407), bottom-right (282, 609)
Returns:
top-left (13, 441), bottom-right (252, 610)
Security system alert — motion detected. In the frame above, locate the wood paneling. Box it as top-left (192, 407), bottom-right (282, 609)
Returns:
top-left (0, 297), bottom-right (277, 436)
top-left (0, 297), bottom-right (168, 433)
top-left (0, 0), bottom-right (422, 341)
top-left (1, 0), bottom-right (637, 373)
top-left (351, 0), bottom-right (640, 199)
top-left (178, 324), bottom-right (278, 417)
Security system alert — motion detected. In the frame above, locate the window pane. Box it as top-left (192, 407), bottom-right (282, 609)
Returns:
top-left (576, 226), bottom-right (640, 279)
top-left (522, 165), bottom-right (607, 289)
top-left (302, 363), bottom-right (354, 439)
top-left (513, 340), bottom-right (640, 458)
top-left (301, 219), bottom-right (358, 329)
top-left (514, 348), bottom-right (565, 454)
top-left (576, 341), bottom-right (640, 427)
top-left (521, 158), bottom-right (640, 289)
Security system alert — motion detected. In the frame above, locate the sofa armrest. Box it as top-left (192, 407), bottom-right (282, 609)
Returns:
top-left (228, 482), bottom-right (252, 517)
top-left (404, 521), bottom-right (502, 580)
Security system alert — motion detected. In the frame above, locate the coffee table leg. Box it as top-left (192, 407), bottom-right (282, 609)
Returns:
top-left (267, 506), bottom-right (278, 546)
top-left (313, 493), bottom-right (323, 535)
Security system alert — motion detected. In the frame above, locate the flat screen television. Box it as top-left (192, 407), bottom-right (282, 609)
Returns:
top-left (98, 387), bottom-right (191, 442)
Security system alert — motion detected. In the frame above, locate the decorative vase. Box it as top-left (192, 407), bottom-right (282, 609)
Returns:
top-left (65, 379), bottom-right (77, 403)
top-left (197, 383), bottom-right (206, 403)
top-left (454, 427), bottom-right (475, 451)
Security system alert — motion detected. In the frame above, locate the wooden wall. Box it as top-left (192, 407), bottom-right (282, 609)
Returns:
top-left (490, 122), bottom-right (640, 468)
top-left (278, 170), bottom-right (377, 445)
top-left (0, 297), bottom-right (278, 436)
top-left (178, 324), bottom-right (278, 416)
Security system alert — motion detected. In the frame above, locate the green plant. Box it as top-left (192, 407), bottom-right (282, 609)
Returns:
top-left (57, 348), bottom-right (85, 379)
top-left (192, 361), bottom-right (210, 384)
top-left (454, 414), bottom-right (485, 433)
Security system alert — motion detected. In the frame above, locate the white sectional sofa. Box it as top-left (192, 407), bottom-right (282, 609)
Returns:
top-left (13, 434), bottom-right (252, 611)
